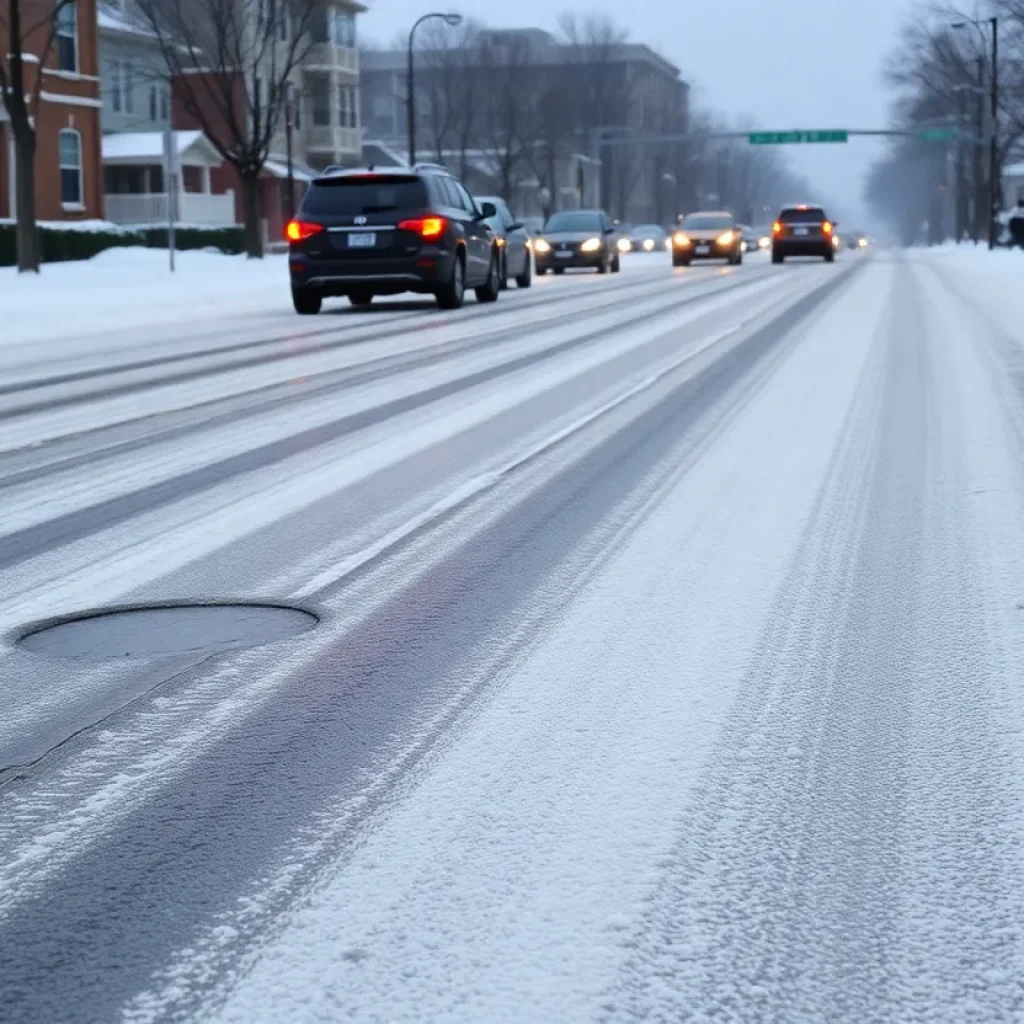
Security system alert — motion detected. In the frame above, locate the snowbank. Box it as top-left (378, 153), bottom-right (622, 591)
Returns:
top-left (0, 247), bottom-right (290, 346)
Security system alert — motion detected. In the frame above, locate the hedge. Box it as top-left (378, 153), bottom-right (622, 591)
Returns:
top-left (0, 223), bottom-right (246, 267)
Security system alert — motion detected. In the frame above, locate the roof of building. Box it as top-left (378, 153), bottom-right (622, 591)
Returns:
top-left (102, 130), bottom-right (223, 167)
top-left (97, 2), bottom-right (160, 42)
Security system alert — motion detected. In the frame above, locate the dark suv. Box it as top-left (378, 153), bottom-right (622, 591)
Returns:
top-left (286, 165), bottom-right (502, 314)
top-left (771, 204), bottom-right (836, 263)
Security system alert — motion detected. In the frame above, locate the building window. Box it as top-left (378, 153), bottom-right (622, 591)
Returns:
top-left (59, 129), bottom-right (83, 206)
top-left (124, 61), bottom-right (134, 113)
top-left (107, 58), bottom-right (123, 112)
top-left (287, 83), bottom-right (302, 128)
top-left (57, 2), bottom-right (77, 71)
top-left (149, 83), bottom-right (157, 121)
top-left (312, 84), bottom-right (330, 126)
top-left (310, 8), bottom-right (329, 43)
top-left (160, 89), bottom-right (169, 120)
top-left (333, 10), bottom-right (355, 47)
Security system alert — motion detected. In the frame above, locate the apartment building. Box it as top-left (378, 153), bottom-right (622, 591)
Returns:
top-left (1, 0), bottom-right (104, 221)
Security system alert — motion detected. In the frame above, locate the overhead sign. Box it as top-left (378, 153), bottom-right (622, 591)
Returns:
top-left (918, 127), bottom-right (957, 141)
top-left (748, 130), bottom-right (849, 145)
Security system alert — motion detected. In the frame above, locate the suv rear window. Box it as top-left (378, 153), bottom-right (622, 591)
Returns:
top-left (301, 175), bottom-right (428, 215)
top-left (780, 207), bottom-right (826, 223)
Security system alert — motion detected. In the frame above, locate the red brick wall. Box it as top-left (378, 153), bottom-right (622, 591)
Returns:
top-left (0, 0), bottom-right (103, 221)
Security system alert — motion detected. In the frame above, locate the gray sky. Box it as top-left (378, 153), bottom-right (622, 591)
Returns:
top-left (361, 0), bottom-right (925, 224)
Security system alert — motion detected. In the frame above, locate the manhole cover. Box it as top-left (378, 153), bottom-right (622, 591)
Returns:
top-left (17, 603), bottom-right (318, 660)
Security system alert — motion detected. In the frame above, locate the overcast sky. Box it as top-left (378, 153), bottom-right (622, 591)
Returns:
top-left (361, 0), bottom-right (926, 224)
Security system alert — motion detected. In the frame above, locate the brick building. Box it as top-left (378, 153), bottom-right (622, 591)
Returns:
top-left (0, 0), bottom-right (104, 221)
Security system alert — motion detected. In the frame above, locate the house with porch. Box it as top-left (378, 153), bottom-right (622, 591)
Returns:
top-left (102, 129), bottom-right (236, 226)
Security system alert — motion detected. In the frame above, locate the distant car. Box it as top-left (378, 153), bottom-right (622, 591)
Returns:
top-left (771, 204), bottom-right (836, 263)
top-left (625, 224), bottom-right (667, 254)
top-left (475, 194), bottom-right (532, 289)
top-left (671, 211), bottom-right (743, 266)
top-left (532, 209), bottom-right (621, 275)
top-left (751, 225), bottom-right (772, 251)
top-left (286, 165), bottom-right (501, 313)
top-left (738, 224), bottom-right (757, 253)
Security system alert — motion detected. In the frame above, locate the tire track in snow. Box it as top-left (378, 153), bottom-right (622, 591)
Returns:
top-left (605, 256), bottom-right (1024, 1023)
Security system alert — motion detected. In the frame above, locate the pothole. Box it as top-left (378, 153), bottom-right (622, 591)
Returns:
top-left (16, 602), bottom-right (318, 661)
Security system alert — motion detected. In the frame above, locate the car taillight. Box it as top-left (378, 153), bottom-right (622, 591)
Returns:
top-left (285, 220), bottom-right (324, 242)
top-left (773, 221), bottom-right (782, 234)
top-left (822, 221), bottom-right (833, 234)
top-left (397, 215), bottom-right (447, 241)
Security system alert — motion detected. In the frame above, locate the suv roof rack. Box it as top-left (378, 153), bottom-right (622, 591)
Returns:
top-left (413, 162), bottom-right (448, 173)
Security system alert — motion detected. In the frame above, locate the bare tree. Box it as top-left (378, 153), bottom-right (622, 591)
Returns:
top-left (137, 0), bottom-right (329, 257)
top-left (416, 17), bottom-right (481, 168)
top-left (0, 0), bottom-right (78, 271)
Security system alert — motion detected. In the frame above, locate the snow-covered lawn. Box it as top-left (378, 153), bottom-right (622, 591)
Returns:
top-left (0, 248), bottom-right (291, 347)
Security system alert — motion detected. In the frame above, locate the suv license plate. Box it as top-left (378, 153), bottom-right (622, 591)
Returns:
top-left (794, 227), bottom-right (809, 236)
top-left (555, 251), bottom-right (573, 259)
top-left (696, 245), bottom-right (710, 254)
top-left (348, 233), bottom-right (376, 248)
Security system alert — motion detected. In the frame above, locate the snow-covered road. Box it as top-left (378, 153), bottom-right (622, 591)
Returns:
top-left (4, 248), bottom-right (1024, 1022)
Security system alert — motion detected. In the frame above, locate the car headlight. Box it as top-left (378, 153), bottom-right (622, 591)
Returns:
top-left (673, 232), bottom-right (691, 247)
top-left (533, 238), bottom-right (551, 254)
top-left (758, 236), bottom-right (769, 249)
top-left (617, 237), bottom-right (632, 253)
top-left (858, 238), bottom-right (868, 248)
top-left (580, 237), bottom-right (602, 253)
top-left (643, 239), bottom-right (655, 251)
top-left (717, 230), bottom-right (735, 246)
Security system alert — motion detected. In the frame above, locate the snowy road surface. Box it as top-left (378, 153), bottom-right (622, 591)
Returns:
top-left (4, 248), bottom-right (1024, 1022)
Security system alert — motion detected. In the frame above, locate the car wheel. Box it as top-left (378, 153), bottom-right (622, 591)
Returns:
top-left (553, 267), bottom-right (565, 275)
top-left (348, 289), bottom-right (373, 308)
top-left (515, 255), bottom-right (532, 288)
top-left (824, 250), bottom-right (835, 263)
top-left (672, 255), bottom-right (690, 267)
top-left (735, 249), bottom-right (743, 265)
top-left (435, 252), bottom-right (465, 310)
top-left (475, 251), bottom-right (501, 303)
top-left (772, 251), bottom-right (784, 264)
top-left (292, 287), bottom-right (322, 315)
top-left (612, 254), bottom-right (621, 273)
top-left (499, 252), bottom-right (509, 291)
top-left (597, 253), bottom-right (608, 274)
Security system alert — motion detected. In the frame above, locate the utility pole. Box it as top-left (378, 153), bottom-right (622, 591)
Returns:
top-left (285, 90), bottom-right (296, 222)
top-left (975, 57), bottom-right (985, 243)
top-left (163, 118), bottom-right (176, 273)
top-left (988, 16), bottom-right (999, 250)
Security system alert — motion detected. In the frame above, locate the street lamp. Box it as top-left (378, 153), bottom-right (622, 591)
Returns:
top-left (952, 15), bottom-right (999, 249)
top-left (407, 11), bottom-right (463, 167)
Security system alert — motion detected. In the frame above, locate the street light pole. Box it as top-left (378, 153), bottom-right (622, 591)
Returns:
top-left (988, 15), bottom-right (999, 250)
top-left (407, 11), bottom-right (463, 167)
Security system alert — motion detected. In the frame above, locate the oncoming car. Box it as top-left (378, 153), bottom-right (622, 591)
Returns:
top-left (771, 204), bottom-right (836, 263)
top-left (532, 210), bottom-right (621, 275)
top-left (671, 211), bottom-right (743, 266)
top-left (285, 165), bottom-right (502, 314)
top-left (624, 224), bottom-right (668, 254)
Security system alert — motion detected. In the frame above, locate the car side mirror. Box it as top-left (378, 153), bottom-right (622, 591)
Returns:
top-left (604, 226), bottom-right (616, 235)
top-left (478, 201), bottom-right (497, 219)
top-left (507, 221), bottom-right (523, 232)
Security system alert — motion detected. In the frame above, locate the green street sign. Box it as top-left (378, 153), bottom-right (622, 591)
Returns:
top-left (919, 127), bottom-right (957, 141)
top-left (748, 130), bottom-right (849, 145)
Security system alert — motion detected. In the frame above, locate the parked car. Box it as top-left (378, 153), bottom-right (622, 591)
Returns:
top-left (771, 204), bottom-right (836, 263)
top-left (670, 211), bottom-right (743, 266)
top-left (532, 209), bottom-right (621, 275)
top-left (475, 194), bottom-right (532, 289)
top-left (285, 164), bottom-right (501, 314)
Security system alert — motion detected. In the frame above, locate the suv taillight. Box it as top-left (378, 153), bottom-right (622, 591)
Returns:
top-left (286, 220), bottom-right (324, 242)
top-left (397, 216), bottom-right (447, 241)
top-left (773, 221), bottom-right (782, 234)
top-left (822, 221), bottom-right (833, 234)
